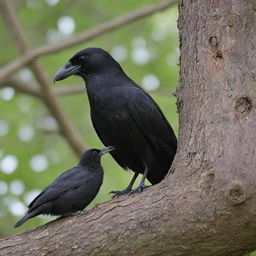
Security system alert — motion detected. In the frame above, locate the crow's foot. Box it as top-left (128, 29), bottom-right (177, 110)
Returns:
top-left (129, 184), bottom-right (150, 195)
top-left (109, 187), bottom-right (133, 198)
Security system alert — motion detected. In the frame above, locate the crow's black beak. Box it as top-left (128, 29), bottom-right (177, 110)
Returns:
top-left (53, 61), bottom-right (81, 83)
top-left (99, 146), bottom-right (115, 156)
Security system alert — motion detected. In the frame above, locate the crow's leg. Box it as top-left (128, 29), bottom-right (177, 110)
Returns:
top-left (109, 172), bottom-right (139, 198)
top-left (130, 166), bottom-right (151, 194)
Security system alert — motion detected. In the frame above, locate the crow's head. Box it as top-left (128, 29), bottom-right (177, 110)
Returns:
top-left (79, 146), bottom-right (115, 166)
top-left (54, 47), bottom-right (120, 82)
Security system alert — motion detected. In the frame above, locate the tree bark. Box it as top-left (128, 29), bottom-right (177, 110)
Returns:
top-left (1, 0), bottom-right (256, 255)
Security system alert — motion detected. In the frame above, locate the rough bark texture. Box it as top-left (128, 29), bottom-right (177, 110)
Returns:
top-left (1, 0), bottom-right (256, 255)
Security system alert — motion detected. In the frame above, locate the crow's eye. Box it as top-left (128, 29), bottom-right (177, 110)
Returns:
top-left (93, 151), bottom-right (98, 156)
top-left (79, 56), bottom-right (85, 62)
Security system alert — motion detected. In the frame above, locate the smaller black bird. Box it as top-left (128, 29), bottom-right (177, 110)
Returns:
top-left (14, 146), bottom-right (114, 228)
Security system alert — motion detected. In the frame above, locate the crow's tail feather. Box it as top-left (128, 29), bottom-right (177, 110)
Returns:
top-left (14, 209), bottom-right (41, 228)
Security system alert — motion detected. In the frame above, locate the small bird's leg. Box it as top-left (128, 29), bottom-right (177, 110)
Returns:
top-left (130, 166), bottom-right (151, 194)
top-left (109, 172), bottom-right (139, 197)
top-left (71, 210), bottom-right (88, 216)
top-left (61, 210), bottom-right (84, 217)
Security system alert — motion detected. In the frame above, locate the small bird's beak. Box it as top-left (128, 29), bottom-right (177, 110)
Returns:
top-left (53, 61), bottom-right (81, 83)
top-left (99, 146), bottom-right (115, 156)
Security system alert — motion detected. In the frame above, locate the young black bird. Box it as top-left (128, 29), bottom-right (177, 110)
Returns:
top-left (54, 48), bottom-right (177, 196)
top-left (14, 146), bottom-right (114, 228)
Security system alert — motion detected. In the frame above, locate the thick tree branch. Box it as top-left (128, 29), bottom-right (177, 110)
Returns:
top-left (0, 0), bottom-right (86, 157)
top-left (1, 171), bottom-right (256, 256)
top-left (0, 0), bottom-right (177, 83)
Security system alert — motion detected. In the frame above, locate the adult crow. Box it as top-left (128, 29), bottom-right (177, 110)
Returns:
top-left (54, 47), bottom-right (177, 196)
top-left (14, 146), bottom-right (114, 228)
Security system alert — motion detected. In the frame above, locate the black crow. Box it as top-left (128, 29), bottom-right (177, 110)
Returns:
top-left (54, 47), bottom-right (177, 196)
top-left (14, 146), bottom-right (114, 228)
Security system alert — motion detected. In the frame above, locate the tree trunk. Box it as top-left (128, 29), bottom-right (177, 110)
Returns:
top-left (1, 0), bottom-right (256, 255)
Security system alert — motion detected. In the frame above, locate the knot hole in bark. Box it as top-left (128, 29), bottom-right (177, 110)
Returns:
top-left (209, 36), bottom-right (223, 59)
top-left (227, 183), bottom-right (246, 206)
top-left (207, 173), bottom-right (215, 184)
top-left (177, 100), bottom-right (183, 113)
top-left (235, 97), bottom-right (252, 116)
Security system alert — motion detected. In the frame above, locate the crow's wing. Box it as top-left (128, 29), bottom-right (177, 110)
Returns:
top-left (127, 86), bottom-right (177, 150)
top-left (28, 166), bottom-right (86, 212)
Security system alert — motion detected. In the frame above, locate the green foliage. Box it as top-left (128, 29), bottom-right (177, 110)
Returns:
top-left (0, 0), bottom-right (179, 237)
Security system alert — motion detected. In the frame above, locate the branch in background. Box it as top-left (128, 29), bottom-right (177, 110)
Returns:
top-left (0, 80), bottom-right (85, 97)
top-left (0, 0), bottom-right (177, 83)
top-left (0, 0), bottom-right (86, 157)
top-left (1, 78), bottom-right (41, 98)
top-left (0, 80), bottom-right (175, 97)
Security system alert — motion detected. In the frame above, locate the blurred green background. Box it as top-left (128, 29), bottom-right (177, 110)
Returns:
top-left (0, 0), bottom-right (179, 236)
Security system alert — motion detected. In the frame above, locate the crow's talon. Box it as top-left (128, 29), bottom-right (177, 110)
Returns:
top-left (109, 188), bottom-right (132, 198)
top-left (129, 184), bottom-right (150, 195)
